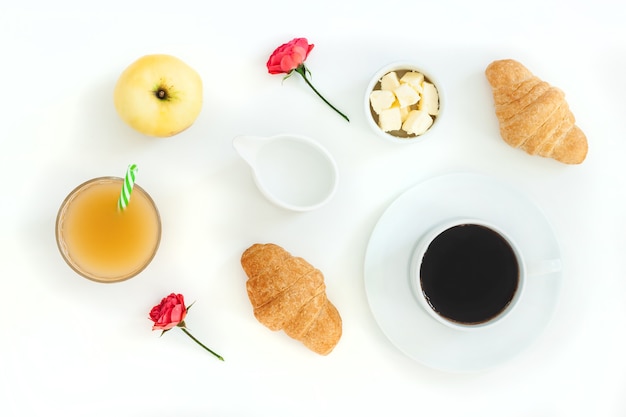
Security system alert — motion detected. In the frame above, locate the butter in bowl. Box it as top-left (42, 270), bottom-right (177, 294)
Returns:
top-left (365, 62), bottom-right (443, 143)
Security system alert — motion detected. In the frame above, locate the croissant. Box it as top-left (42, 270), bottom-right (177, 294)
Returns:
top-left (485, 59), bottom-right (588, 164)
top-left (240, 243), bottom-right (342, 355)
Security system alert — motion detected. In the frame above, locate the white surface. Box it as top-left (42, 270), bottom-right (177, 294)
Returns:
top-left (1, 0), bottom-right (625, 416)
top-left (364, 173), bottom-right (562, 372)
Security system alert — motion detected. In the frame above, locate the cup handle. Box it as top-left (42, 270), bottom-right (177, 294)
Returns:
top-left (527, 259), bottom-right (562, 277)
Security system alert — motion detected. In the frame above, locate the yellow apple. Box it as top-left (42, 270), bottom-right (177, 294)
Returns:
top-left (113, 54), bottom-right (203, 137)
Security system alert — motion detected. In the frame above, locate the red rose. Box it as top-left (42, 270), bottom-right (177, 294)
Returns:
top-left (266, 37), bottom-right (314, 74)
top-left (148, 293), bottom-right (224, 361)
top-left (149, 293), bottom-right (187, 331)
top-left (266, 37), bottom-right (349, 122)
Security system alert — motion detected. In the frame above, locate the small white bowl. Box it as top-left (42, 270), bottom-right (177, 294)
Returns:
top-left (364, 62), bottom-right (444, 144)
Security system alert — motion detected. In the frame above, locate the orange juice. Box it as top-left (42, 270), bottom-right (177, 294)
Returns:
top-left (56, 177), bottom-right (161, 282)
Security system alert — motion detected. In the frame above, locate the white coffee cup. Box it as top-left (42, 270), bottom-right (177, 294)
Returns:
top-left (410, 218), bottom-right (561, 331)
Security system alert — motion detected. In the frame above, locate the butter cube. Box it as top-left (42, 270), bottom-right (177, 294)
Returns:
top-left (369, 90), bottom-right (396, 114)
top-left (396, 102), bottom-right (410, 122)
top-left (400, 71), bottom-right (424, 93)
top-left (378, 106), bottom-right (402, 132)
top-left (393, 84), bottom-right (420, 108)
top-left (418, 82), bottom-right (439, 116)
top-left (402, 110), bottom-right (433, 135)
top-left (380, 71), bottom-right (401, 91)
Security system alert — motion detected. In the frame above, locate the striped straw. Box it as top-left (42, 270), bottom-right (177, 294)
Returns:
top-left (118, 164), bottom-right (138, 211)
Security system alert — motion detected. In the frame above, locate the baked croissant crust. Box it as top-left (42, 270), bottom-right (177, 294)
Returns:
top-left (485, 59), bottom-right (588, 164)
top-left (240, 243), bottom-right (342, 355)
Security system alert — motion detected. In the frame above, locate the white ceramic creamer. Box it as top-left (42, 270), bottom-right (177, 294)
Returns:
top-left (233, 134), bottom-right (339, 211)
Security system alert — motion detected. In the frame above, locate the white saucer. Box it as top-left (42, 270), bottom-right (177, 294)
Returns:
top-left (364, 172), bottom-right (562, 372)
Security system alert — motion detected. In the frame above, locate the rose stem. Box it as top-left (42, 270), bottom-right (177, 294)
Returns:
top-left (295, 66), bottom-right (350, 122)
top-left (180, 327), bottom-right (224, 361)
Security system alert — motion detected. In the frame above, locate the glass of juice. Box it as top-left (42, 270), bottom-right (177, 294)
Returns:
top-left (55, 177), bottom-right (161, 283)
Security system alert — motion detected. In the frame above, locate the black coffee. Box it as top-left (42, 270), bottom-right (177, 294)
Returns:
top-left (419, 224), bottom-right (519, 325)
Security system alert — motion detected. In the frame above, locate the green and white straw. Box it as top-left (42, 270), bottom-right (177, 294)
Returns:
top-left (118, 164), bottom-right (138, 211)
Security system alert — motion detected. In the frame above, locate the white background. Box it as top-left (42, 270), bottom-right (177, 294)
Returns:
top-left (1, 0), bottom-right (625, 415)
